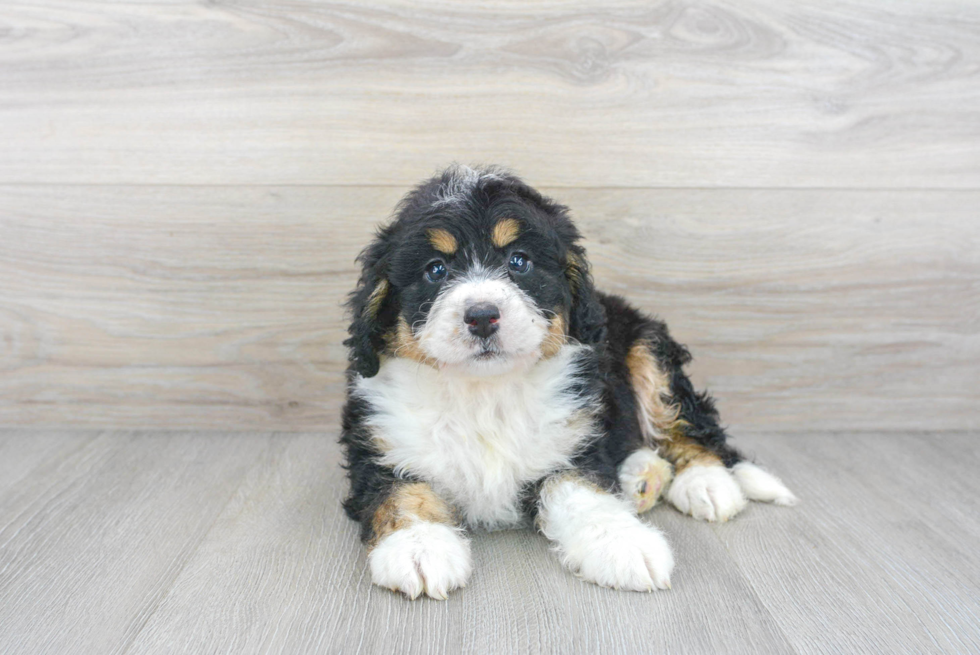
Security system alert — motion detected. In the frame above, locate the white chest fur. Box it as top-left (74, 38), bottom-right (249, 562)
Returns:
top-left (353, 345), bottom-right (597, 529)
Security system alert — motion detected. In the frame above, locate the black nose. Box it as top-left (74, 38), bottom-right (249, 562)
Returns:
top-left (464, 302), bottom-right (501, 339)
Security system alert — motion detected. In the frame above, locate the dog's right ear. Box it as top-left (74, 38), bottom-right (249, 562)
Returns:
top-left (345, 228), bottom-right (396, 378)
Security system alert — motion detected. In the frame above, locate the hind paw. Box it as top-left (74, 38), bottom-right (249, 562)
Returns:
top-left (732, 462), bottom-right (798, 506)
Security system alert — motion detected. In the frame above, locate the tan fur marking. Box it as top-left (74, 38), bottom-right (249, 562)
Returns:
top-left (626, 341), bottom-right (683, 442)
top-left (370, 482), bottom-right (455, 548)
top-left (565, 251), bottom-right (584, 292)
top-left (627, 340), bottom-right (720, 472)
top-left (384, 317), bottom-right (439, 368)
top-left (427, 228), bottom-right (457, 255)
top-left (540, 312), bottom-right (568, 358)
top-left (658, 431), bottom-right (723, 473)
top-left (365, 279), bottom-right (389, 318)
top-left (491, 218), bottom-right (521, 248)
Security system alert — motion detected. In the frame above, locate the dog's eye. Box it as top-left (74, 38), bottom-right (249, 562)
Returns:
top-left (424, 260), bottom-right (447, 283)
top-left (508, 252), bottom-right (532, 275)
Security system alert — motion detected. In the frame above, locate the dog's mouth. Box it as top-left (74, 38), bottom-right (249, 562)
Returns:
top-left (473, 348), bottom-right (502, 361)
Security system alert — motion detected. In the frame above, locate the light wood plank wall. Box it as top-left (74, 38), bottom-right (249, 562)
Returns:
top-left (1, 1), bottom-right (978, 431)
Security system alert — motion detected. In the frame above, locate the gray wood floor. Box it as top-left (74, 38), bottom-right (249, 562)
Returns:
top-left (1, 429), bottom-right (978, 654)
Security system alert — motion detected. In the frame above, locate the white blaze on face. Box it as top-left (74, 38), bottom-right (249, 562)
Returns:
top-left (416, 268), bottom-right (548, 377)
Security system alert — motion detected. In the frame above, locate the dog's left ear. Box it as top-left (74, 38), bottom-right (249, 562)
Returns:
top-left (345, 228), bottom-right (396, 378)
top-left (565, 245), bottom-right (607, 345)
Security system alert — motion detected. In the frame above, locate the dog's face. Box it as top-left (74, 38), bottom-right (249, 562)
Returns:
top-left (346, 166), bottom-right (606, 378)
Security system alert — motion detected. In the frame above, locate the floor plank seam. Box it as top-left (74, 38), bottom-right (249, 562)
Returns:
top-left (702, 523), bottom-right (803, 655)
top-left (114, 436), bottom-right (292, 655)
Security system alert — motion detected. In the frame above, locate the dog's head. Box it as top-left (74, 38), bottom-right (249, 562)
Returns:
top-left (346, 165), bottom-right (606, 378)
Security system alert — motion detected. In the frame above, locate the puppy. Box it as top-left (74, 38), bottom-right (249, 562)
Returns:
top-left (340, 165), bottom-right (796, 599)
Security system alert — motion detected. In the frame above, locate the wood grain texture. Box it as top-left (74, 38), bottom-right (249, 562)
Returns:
top-left (0, 430), bottom-right (98, 496)
top-left (1, 185), bottom-right (977, 431)
top-left (723, 431), bottom-right (980, 655)
top-left (1, 429), bottom-right (978, 654)
top-left (1, 0), bottom-right (979, 187)
top-left (0, 431), bottom-right (274, 655)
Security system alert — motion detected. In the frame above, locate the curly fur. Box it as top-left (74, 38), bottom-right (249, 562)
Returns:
top-left (339, 164), bottom-right (795, 598)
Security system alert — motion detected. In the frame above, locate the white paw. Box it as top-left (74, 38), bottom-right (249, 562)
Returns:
top-left (539, 480), bottom-right (674, 591)
top-left (619, 448), bottom-right (674, 513)
top-left (732, 462), bottom-right (798, 506)
top-left (368, 522), bottom-right (472, 600)
top-left (566, 519), bottom-right (675, 591)
top-left (668, 464), bottom-right (747, 522)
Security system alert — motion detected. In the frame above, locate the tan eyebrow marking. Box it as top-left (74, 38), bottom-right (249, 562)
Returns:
top-left (491, 218), bottom-right (521, 248)
top-left (426, 228), bottom-right (457, 255)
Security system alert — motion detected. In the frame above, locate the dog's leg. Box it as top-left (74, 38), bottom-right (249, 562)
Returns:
top-left (625, 335), bottom-right (797, 520)
top-left (536, 472), bottom-right (674, 591)
top-left (625, 337), bottom-right (749, 521)
top-left (366, 481), bottom-right (471, 600)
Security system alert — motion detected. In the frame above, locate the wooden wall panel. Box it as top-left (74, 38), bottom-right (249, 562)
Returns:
top-left (1, 0), bottom-right (979, 187)
top-left (1, 0), bottom-right (977, 430)
top-left (1, 185), bottom-right (976, 431)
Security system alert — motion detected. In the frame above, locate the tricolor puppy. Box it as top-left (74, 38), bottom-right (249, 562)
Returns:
top-left (341, 165), bottom-right (796, 599)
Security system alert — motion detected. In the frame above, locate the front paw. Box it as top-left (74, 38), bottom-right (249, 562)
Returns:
top-left (368, 522), bottom-right (472, 600)
top-left (565, 519), bottom-right (675, 591)
top-left (668, 464), bottom-right (747, 522)
top-left (539, 478), bottom-right (674, 591)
